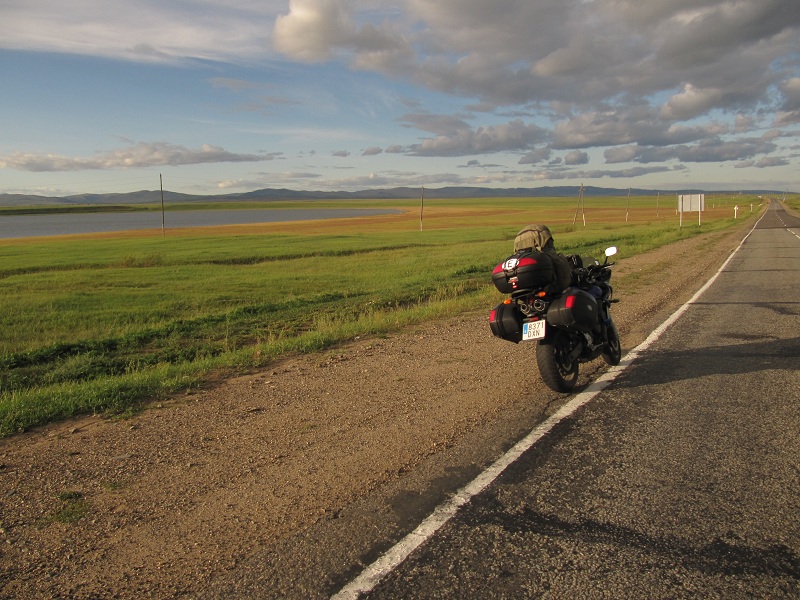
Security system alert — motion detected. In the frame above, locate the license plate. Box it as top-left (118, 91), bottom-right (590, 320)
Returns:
top-left (522, 320), bottom-right (546, 341)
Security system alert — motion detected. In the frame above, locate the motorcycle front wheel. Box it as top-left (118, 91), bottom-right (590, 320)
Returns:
top-left (602, 318), bottom-right (622, 366)
top-left (536, 331), bottom-right (579, 393)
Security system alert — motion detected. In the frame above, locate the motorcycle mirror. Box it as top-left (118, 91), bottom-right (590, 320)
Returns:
top-left (604, 246), bottom-right (618, 258)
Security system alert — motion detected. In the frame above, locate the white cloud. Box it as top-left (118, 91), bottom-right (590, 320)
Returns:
top-left (773, 75), bottom-right (800, 125)
top-left (780, 77), bottom-right (800, 111)
top-left (551, 107), bottom-right (734, 150)
top-left (660, 84), bottom-right (725, 121)
top-left (273, 0), bottom-right (354, 62)
top-left (530, 165), bottom-right (676, 181)
top-left (551, 110), bottom-right (655, 149)
top-left (398, 113), bottom-right (473, 137)
top-left (402, 117), bottom-right (547, 157)
top-left (2, 0), bottom-right (798, 191)
top-left (273, 0), bottom-right (410, 65)
top-left (564, 150), bottom-right (589, 165)
top-left (518, 148), bottom-right (552, 165)
top-left (610, 137), bottom-right (780, 165)
top-left (5, 1), bottom-right (797, 114)
top-left (0, 0), bottom-right (280, 63)
top-left (672, 138), bottom-right (778, 163)
top-left (604, 145), bottom-right (640, 164)
top-left (0, 142), bottom-right (270, 172)
top-left (734, 114), bottom-right (756, 133)
top-left (268, 0), bottom-right (799, 130)
top-left (774, 111), bottom-right (800, 126)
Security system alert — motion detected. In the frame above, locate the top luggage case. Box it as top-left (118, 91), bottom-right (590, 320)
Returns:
top-left (491, 250), bottom-right (555, 295)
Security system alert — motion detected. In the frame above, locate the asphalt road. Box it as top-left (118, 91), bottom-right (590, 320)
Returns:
top-left (352, 201), bottom-right (800, 598)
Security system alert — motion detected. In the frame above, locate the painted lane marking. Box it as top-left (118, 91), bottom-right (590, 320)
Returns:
top-left (332, 214), bottom-right (767, 600)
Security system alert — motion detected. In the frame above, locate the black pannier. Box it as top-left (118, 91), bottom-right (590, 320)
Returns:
top-left (491, 251), bottom-right (555, 294)
top-left (489, 301), bottom-right (522, 343)
top-left (546, 289), bottom-right (598, 332)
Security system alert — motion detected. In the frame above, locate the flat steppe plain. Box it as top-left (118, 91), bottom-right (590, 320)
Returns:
top-left (0, 225), bottom-right (749, 598)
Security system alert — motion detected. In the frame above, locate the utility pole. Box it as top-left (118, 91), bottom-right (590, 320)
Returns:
top-left (419, 186), bottom-right (424, 231)
top-left (626, 187), bottom-right (630, 222)
top-left (160, 173), bottom-right (165, 238)
top-left (573, 184), bottom-right (586, 226)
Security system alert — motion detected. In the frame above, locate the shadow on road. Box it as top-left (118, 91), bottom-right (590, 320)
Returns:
top-left (469, 499), bottom-right (800, 580)
top-left (613, 335), bottom-right (800, 388)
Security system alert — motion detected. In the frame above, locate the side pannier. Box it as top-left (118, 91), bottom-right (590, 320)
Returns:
top-left (546, 289), bottom-right (598, 332)
top-left (489, 301), bottom-right (522, 343)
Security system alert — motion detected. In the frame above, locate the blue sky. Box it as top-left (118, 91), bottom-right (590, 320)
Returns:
top-left (1, 0), bottom-right (798, 197)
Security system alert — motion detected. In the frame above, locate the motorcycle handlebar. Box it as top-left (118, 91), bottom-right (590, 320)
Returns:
top-left (573, 261), bottom-right (613, 285)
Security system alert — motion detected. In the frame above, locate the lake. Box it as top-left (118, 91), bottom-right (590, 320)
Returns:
top-left (0, 208), bottom-right (401, 239)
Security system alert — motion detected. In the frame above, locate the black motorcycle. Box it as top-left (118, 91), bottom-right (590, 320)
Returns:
top-left (489, 246), bottom-right (622, 392)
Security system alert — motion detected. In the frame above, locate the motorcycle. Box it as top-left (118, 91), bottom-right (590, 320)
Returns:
top-left (489, 246), bottom-right (622, 392)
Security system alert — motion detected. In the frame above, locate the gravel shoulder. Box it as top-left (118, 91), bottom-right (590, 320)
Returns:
top-left (0, 224), bottom-right (751, 599)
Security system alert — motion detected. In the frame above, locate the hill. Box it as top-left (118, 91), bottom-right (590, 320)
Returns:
top-left (0, 185), bottom-right (778, 207)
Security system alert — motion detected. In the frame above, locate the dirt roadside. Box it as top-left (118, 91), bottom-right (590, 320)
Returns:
top-left (0, 223), bottom-right (752, 599)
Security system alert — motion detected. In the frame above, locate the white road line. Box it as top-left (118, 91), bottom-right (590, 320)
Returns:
top-left (332, 215), bottom-right (766, 600)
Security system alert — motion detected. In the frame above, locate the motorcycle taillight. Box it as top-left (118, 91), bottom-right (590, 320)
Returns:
top-left (516, 256), bottom-right (539, 268)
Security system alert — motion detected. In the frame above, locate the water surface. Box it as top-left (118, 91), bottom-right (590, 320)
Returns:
top-left (0, 208), bottom-right (400, 239)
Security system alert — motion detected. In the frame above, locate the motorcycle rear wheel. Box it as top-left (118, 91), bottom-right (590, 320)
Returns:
top-left (536, 332), bottom-right (579, 392)
top-left (602, 318), bottom-right (622, 366)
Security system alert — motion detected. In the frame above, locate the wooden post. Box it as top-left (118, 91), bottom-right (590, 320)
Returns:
top-left (626, 187), bottom-right (630, 222)
top-left (582, 186), bottom-right (586, 226)
top-left (573, 184), bottom-right (585, 226)
top-left (160, 173), bottom-right (165, 238)
top-left (419, 186), bottom-right (424, 231)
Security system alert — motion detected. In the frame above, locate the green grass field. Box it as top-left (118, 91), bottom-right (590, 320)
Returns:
top-left (0, 194), bottom-right (766, 436)
top-left (784, 196), bottom-right (800, 213)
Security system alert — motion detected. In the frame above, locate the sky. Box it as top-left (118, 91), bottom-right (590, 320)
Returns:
top-left (1, 0), bottom-right (799, 197)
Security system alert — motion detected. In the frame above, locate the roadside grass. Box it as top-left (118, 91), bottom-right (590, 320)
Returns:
top-left (783, 196), bottom-right (800, 214)
top-left (0, 195), bottom-right (761, 436)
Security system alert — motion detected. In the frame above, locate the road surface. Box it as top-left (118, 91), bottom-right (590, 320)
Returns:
top-left (346, 200), bottom-right (800, 598)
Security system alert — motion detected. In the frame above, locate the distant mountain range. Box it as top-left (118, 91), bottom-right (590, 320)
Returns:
top-left (0, 185), bottom-right (781, 207)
